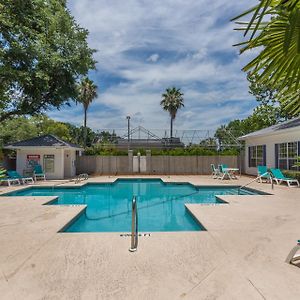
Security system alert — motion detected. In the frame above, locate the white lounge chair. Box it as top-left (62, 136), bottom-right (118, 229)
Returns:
top-left (270, 168), bottom-right (299, 187)
top-left (7, 171), bottom-right (34, 185)
top-left (0, 177), bottom-right (21, 186)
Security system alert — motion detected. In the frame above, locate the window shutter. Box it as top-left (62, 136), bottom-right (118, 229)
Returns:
top-left (275, 144), bottom-right (279, 168)
top-left (263, 145), bottom-right (266, 166)
top-left (248, 147), bottom-right (251, 167)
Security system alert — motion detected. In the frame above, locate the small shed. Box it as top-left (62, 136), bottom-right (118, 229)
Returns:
top-left (4, 135), bottom-right (83, 179)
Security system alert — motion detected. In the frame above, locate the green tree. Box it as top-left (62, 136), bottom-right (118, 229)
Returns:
top-left (0, 117), bottom-right (38, 146)
top-left (0, 0), bottom-right (96, 122)
top-left (76, 77), bottom-right (98, 147)
top-left (32, 115), bottom-right (72, 141)
top-left (160, 87), bottom-right (184, 138)
top-left (232, 0), bottom-right (300, 115)
top-left (247, 73), bottom-right (286, 123)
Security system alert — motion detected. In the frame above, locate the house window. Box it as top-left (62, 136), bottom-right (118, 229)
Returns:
top-left (277, 142), bottom-right (299, 170)
top-left (43, 155), bottom-right (55, 173)
top-left (248, 145), bottom-right (265, 167)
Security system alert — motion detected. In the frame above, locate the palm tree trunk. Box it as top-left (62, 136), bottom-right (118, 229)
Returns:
top-left (83, 108), bottom-right (87, 147)
top-left (170, 117), bottom-right (173, 139)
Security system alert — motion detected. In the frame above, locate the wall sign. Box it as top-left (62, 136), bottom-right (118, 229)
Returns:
top-left (26, 154), bottom-right (40, 168)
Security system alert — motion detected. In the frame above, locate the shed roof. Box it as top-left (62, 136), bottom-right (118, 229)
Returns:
top-left (239, 117), bottom-right (300, 140)
top-left (4, 134), bottom-right (83, 150)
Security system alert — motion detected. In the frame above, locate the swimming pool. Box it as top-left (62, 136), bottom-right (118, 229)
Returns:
top-left (3, 179), bottom-right (265, 232)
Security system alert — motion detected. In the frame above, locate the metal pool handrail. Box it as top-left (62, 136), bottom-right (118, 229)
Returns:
top-left (75, 173), bottom-right (89, 184)
top-left (238, 172), bottom-right (273, 194)
top-left (129, 196), bottom-right (138, 252)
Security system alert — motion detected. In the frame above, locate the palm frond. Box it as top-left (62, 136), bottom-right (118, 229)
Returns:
top-left (233, 0), bottom-right (300, 115)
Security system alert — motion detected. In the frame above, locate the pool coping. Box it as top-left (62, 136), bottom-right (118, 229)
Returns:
top-left (0, 177), bottom-right (272, 196)
top-left (0, 177), bottom-right (272, 234)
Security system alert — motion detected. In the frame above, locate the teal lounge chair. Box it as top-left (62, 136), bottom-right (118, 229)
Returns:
top-left (7, 170), bottom-right (34, 185)
top-left (210, 164), bottom-right (219, 179)
top-left (270, 168), bottom-right (299, 187)
top-left (257, 166), bottom-right (271, 183)
top-left (33, 165), bottom-right (46, 181)
top-left (0, 168), bottom-right (20, 186)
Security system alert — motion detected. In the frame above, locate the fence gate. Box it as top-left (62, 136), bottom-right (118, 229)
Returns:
top-left (133, 155), bottom-right (147, 173)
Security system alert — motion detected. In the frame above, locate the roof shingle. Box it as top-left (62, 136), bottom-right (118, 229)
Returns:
top-left (5, 134), bottom-right (82, 149)
top-left (239, 117), bottom-right (300, 140)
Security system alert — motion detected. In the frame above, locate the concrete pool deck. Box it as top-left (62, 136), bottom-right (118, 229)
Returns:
top-left (0, 175), bottom-right (300, 299)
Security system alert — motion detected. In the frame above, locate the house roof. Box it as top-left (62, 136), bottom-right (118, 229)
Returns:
top-left (239, 117), bottom-right (300, 140)
top-left (4, 134), bottom-right (83, 150)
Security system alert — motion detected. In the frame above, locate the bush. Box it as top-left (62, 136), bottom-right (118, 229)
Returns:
top-left (83, 145), bottom-right (240, 156)
top-left (282, 170), bottom-right (300, 182)
top-left (84, 146), bottom-right (127, 156)
top-left (151, 147), bottom-right (239, 156)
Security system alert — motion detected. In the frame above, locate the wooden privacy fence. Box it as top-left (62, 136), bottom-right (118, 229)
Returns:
top-left (76, 155), bottom-right (240, 175)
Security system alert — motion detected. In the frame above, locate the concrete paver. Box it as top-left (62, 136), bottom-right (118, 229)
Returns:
top-left (0, 175), bottom-right (299, 299)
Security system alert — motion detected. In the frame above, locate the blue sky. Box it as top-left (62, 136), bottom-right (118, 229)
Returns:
top-left (49, 0), bottom-right (257, 131)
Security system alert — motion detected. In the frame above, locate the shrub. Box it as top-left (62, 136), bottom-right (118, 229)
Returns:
top-left (282, 170), bottom-right (300, 182)
top-left (84, 146), bottom-right (127, 156)
top-left (151, 147), bottom-right (239, 156)
top-left (83, 145), bottom-right (240, 156)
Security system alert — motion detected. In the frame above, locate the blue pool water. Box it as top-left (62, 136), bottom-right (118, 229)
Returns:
top-left (3, 179), bottom-right (263, 232)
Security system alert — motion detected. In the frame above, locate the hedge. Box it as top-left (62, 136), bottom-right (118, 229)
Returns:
top-left (282, 170), bottom-right (300, 182)
top-left (84, 146), bottom-right (239, 156)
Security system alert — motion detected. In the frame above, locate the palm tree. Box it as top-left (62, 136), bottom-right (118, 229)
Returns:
top-left (232, 0), bottom-right (300, 116)
top-left (77, 77), bottom-right (98, 147)
top-left (160, 87), bottom-right (184, 138)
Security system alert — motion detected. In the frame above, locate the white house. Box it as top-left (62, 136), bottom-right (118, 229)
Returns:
top-left (5, 135), bottom-right (83, 180)
top-left (239, 117), bottom-right (300, 175)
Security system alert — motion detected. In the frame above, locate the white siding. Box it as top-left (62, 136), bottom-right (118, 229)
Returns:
top-left (244, 128), bottom-right (300, 175)
top-left (63, 150), bottom-right (77, 178)
top-left (16, 148), bottom-right (76, 180)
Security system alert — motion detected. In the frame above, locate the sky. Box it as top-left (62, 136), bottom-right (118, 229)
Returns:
top-left (49, 0), bottom-right (258, 133)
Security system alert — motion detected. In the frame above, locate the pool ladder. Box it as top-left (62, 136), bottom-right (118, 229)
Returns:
top-left (129, 196), bottom-right (138, 252)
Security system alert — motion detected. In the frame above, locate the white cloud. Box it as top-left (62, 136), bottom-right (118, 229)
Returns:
top-left (51, 0), bottom-right (258, 132)
top-left (147, 54), bottom-right (160, 63)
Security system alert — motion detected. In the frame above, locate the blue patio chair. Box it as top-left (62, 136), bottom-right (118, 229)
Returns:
top-left (33, 165), bottom-right (46, 181)
top-left (210, 164), bottom-right (219, 179)
top-left (257, 165), bottom-right (271, 183)
top-left (218, 164), bottom-right (230, 180)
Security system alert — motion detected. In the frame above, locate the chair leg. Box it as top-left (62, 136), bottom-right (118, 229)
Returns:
top-left (286, 245), bottom-right (300, 264)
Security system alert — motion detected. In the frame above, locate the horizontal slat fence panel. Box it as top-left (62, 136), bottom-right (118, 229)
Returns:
top-left (76, 155), bottom-right (239, 175)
